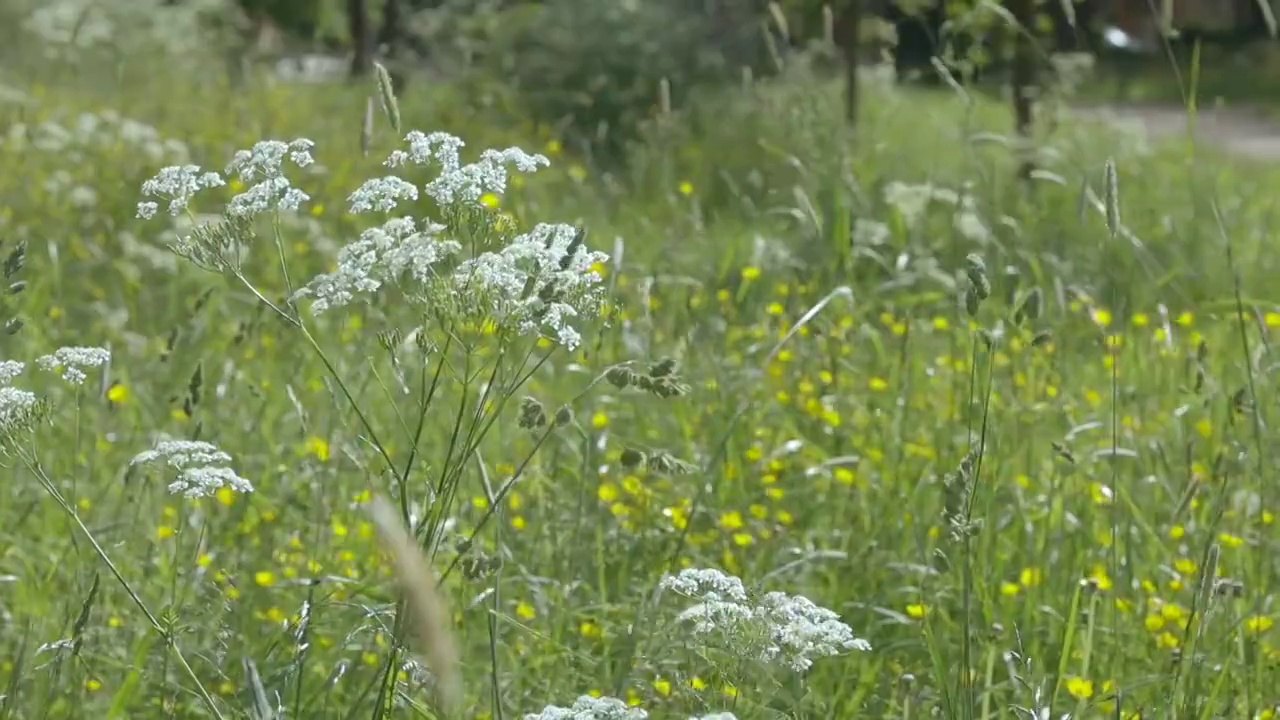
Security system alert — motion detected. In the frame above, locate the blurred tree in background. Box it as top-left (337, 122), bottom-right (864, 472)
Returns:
top-left (432, 0), bottom-right (772, 160)
top-left (2, 0), bottom-right (1099, 168)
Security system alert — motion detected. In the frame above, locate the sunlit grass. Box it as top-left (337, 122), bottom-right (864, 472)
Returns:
top-left (2, 41), bottom-right (1280, 719)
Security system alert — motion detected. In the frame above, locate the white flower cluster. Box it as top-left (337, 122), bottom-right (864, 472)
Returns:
top-left (130, 439), bottom-right (253, 499)
top-left (297, 130), bottom-right (606, 350)
top-left (35, 346), bottom-right (110, 385)
top-left (0, 360), bottom-right (45, 440)
top-left (136, 137), bottom-right (314, 221)
top-left (224, 139), bottom-right (314, 218)
top-left (383, 130), bottom-right (549, 206)
top-left (347, 176), bottom-right (420, 214)
top-left (0, 360), bottom-right (26, 386)
top-left (754, 591), bottom-right (872, 672)
top-left (660, 567), bottom-right (871, 673)
top-left (137, 165), bottom-right (225, 219)
top-left (294, 217), bottom-right (459, 314)
top-left (377, 131), bottom-right (541, 205)
top-left (661, 566), bottom-right (750, 604)
top-left (0, 385), bottom-right (39, 435)
top-left (455, 222), bottom-right (607, 349)
top-left (522, 695), bottom-right (647, 720)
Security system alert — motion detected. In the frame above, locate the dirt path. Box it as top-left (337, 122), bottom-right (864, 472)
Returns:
top-left (1071, 102), bottom-right (1280, 161)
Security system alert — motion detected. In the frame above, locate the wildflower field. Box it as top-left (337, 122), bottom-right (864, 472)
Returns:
top-left (5, 16), bottom-right (1280, 720)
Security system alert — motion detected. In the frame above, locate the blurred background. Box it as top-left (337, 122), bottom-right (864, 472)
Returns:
top-left (3, 0), bottom-right (1279, 162)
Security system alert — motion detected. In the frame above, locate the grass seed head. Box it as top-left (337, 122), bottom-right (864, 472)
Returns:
top-left (1103, 158), bottom-right (1119, 238)
top-left (366, 495), bottom-right (461, 714)
top-left (373, 62), bottom-right (401, 134)
top-left (518, 396), bottom-right (548, 429)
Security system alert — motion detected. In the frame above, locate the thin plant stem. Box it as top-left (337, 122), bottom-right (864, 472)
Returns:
top-left (24, 452), bottom-right (226, 720)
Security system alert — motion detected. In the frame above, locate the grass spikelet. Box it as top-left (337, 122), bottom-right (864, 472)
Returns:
top-left (361, 95), bottom-right (374, 157)
top-left (1103, 159), bottom-right (1119, 239)
top-left (658, 77), bottom-right (672, 117)
top-left (767, 2), bottom-right (790, 42)
top-left (373, 61), bottom-right (401, 134)
top-left (1015, 287), bottom-right (1043, 325)
top-left (366, 495), bottom-right (461, 714)
top-left (243, 658), bottom-right (278, 720)
top-left (70, 572), bottom-right (100, 656)
top-left (1195, 541), bottom-right (1221, 622)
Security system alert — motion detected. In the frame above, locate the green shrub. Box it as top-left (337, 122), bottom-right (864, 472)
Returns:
top-left (479, 0), bottom-right (767, 160)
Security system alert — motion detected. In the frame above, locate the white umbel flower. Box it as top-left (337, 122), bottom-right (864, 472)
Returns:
top-left (384, 131), bottom-right (548, 206)
top-left (0, 386), bottom-right (40, 430)
top-left (660, 568), bottom-right (750, 603)
top-left (0, 360), bottom-right (25, 386)
top-left (131, 439), bottom-right (253, 498)
top-left (225, 139), bottom-right (315, 182)
top-left (661, 566), bottom-right (871, 673)
top-left (0, 362), bottom-right (44, 439)
top-left (295, 216), bottom-right (459, 313)
top-left (454, 223), bottom-right (607, 349)
top-left (299, 130), bottom-right (606, 350)
top-left (137, 164), bottom-right (225, 217)
top-left (35, 346), bottom-right (110, 385)
top-left (132, 439), bottom-right (232, 469)
top-left (226, 175), bottom-right (310, 218)
top-left (522, 695), bottom-right (647, 720)
top-left (384, 130), bottom-right (465, 172)
top-left (348, 176), bottom-right (420, 214)
top-left (756, 591), bottom-right (873, 672)
top-left (223, 139), bottom-right (315, 218)
top-left (424, 147), bottom-right (549, 205)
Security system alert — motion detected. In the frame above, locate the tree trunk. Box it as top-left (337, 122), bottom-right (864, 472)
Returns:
top-left (834, 0), bottom-right (862, 126)
top-left (348, 0), bottom-right (373, 78)
top-left (1009, 0), bottom-right (1037, 180)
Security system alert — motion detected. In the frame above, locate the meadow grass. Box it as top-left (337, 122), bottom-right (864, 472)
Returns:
top-left (2, 42), bottom-right (1280, 720)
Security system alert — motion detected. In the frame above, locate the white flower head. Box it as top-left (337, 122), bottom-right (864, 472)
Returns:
top-left (454, 223), bottom-right (607, 349)
top-left (226, 139), bottom-right (315, 182)
top-left (138, 164), bottom-right (225, 217)
top-left (755, 591), bottom-right (873, 672)
top-left (227, 175), bottom-right (311, 218)
top-left (167, 466), bottom-right (253, 499)
top-left (131, 439), bottom-right (232, 469)
top-left (131, 439), bottom-right (253, 498)
top-left (294, 216), bottom-right (459, 313)
top-left (425, 146), bottom-right (549, 206)
top-left (660, 567), bottom-right (750, 604)
top-left (0, 360), bottom-right (25, 386)
top-left (302, 130), bottom-right (605, 351)
top-left (36, 346), bottom-right (110, 385)
top-left (385, 130), bottom-right (465, 172)
top-left (522, 695), bottom-right (647, 720)
top-left (348, 176), bottom-right (420, 214)
top-left (385, 131), bottom-right (548, 207)
top-left (662, 567), bottom-right (871, 673)
top-left (222, 138), bottom-right (315, 218)
top-left (0, 385), bottom-right (41, 435)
